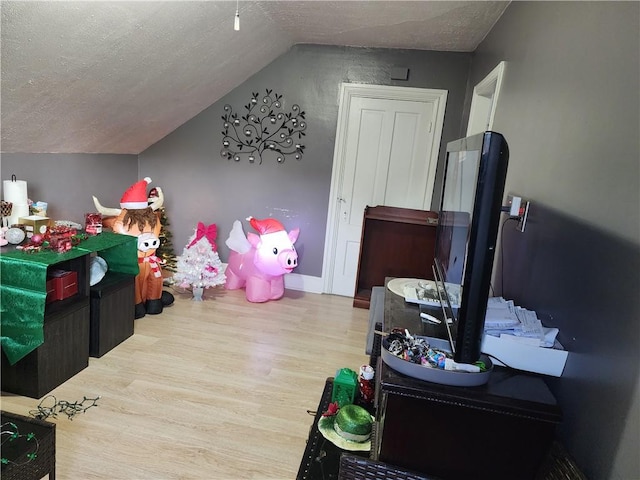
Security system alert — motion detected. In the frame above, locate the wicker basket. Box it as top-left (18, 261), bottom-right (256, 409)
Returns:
top-left (535, 441), bottom-right (588, 480)
top-left (338, 454), bottom-right (440, 480)
top-left (339, 442), bottom-right (588, 480)
top-left (369, 321), bottom-right (383, 368)
top-left (1, 411), bottom-right (56, 480)
top-left (1, 200), bottom-right (13, 217)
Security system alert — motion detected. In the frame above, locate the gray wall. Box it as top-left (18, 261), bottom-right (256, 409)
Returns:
top-left (0, 153), bottom-right (138, 222)
top-left (139, 44), bottom-right (472, 276)
top-left (469, 3), bottom-right (639, 479)
top-left (4, 8), bottom-right (637, 477)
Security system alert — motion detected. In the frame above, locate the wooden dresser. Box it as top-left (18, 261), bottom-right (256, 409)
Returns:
top-left (353, 206), bottom-right (438, 308)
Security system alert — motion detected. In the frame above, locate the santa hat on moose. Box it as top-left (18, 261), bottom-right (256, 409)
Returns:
top-left (121, 177), bottom-right (152, 209)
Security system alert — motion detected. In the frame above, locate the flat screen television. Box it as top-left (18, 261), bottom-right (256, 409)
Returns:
top-left (434, 131), bottom-right (509, 364)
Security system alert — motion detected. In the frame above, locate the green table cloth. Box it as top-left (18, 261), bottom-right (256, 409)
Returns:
top-left (1, 231), bottom-right (138, 365)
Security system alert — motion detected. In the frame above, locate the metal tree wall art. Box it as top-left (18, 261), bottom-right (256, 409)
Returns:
top-left (221, 89), bottom-right (306, 164)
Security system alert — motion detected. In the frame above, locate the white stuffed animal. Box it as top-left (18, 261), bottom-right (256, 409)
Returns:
top-left (0, 226), bottom-right (8, 246)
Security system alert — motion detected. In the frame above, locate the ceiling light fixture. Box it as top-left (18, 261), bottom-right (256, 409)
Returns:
top-left (234, 0), bottom-right (240, 31)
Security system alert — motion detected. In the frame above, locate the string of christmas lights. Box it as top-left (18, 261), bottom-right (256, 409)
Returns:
top-left (29, 395), bottom-right (100, 421)
top-left (1, 422), bottom-right (39, 466)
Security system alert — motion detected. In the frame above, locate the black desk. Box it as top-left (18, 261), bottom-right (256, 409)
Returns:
top-left (373, 280), bottom-right (562, 480)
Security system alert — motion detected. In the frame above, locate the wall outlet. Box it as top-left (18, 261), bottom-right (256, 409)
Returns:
top-left (506, 194), bottom-right (530, 232)
top-left (517, 200), bottom-right (530, 232)
top-left (508, 195), bottom-right (522, 216)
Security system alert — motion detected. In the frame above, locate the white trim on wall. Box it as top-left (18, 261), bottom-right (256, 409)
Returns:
top-left (221, 263), bottom-right (324, 295)
top-left (466, 61), bottom-right (506, 136)
top-left (284, 273), bottom-right (324, 294)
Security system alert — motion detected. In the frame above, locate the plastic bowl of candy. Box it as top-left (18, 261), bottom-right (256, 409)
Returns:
top-left (381, 330), bottom-right (493, 387)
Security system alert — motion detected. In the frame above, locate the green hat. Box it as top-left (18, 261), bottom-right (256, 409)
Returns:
top-left (318, 404), bottom-right (373, 452)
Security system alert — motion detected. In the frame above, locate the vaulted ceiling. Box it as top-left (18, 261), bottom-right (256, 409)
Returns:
top-left (1, 1), bottom-right (509, 154)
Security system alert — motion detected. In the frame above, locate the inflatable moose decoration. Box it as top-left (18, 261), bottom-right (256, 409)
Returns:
top-left (93, 177), bottom-right (174, 318)
top-left (225, 216), bottom-right (299, 302)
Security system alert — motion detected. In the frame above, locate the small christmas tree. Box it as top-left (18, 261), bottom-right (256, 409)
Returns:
top-left (156, 206), bottom-right (177, 272)
top-left (173, 222), bottom-right (226, 300)
top-left (148, 187), bottom-right (177, 272)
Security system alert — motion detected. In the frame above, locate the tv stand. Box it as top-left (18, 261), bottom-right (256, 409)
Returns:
top-left (372, 279), bottom-right (562, 479)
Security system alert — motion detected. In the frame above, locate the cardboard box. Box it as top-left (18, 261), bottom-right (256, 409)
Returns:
top-left (18, 215), bottom-right (50, 237)
top-left (46, 269), bottom-right (78, 302)
top-left (481, 333), bottom-right (568, 377)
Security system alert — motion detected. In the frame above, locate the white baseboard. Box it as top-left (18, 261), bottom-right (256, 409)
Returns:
top-left (221, 263), bottom-right (325, 294)
top-left (285, 273), bottom-right (324, 294)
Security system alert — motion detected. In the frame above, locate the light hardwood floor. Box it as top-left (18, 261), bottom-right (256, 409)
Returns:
top-left (1, 287), bottom-right (370, 479)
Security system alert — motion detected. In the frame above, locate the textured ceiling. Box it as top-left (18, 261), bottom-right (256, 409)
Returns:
top-left (0, 1), bottom-right (509, 154)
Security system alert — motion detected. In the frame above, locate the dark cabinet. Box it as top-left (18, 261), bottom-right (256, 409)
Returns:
top-left (2, 233), bottom-right (139, 398)
top-left (372, 282), bottom-right (562, 479)
top-left (89, 271), bottom-right (135, 357)
top-left (2, 254), bottom-right (91, 398)
top-left (353, 206), bottom-right (438, 308)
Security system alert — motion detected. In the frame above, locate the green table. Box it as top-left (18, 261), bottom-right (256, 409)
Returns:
top-left (1, 232), bottom-right (138, 365)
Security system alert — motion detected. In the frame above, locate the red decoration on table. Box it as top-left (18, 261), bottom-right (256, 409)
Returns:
top-left (49, 225), bottom-right (77, 237)
top-left (16, 243), bottom-right (41, 253)
top-left (16, 225), bottom-right (86, 253)
top-left (48, 225), bottom-right (77, 252)
top-left (30, 233), bottom-right (44, 245)
top-left (358, 365), bottom-right (375, 405)
top-left (85, 212), bottom-right (102, 235)
top-left (49, 234), bottom-right (73, 253)
top-left (322, 401), bottom-right (340, 417)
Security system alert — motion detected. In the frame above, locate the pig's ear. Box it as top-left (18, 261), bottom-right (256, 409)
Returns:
top-left (288, 228), bottom-right (300, 244)
top-left (247, 232), bottom-right (261, 248)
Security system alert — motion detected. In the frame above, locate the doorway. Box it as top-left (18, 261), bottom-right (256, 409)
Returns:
top-left (466, 61), bottom-right (506, 135)
top-left (322, 83), bottom-right (448, 297)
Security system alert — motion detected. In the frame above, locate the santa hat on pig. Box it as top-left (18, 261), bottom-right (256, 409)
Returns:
top-left (248, 217), bottom-right (288, 235)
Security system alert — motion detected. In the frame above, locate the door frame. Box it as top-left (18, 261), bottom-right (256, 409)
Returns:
top-left (466, 61), bottom-right (506, 136)
top-left (321, 83), bottom-right (448, 294)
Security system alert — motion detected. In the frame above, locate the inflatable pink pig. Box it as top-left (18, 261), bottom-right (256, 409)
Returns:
top-left (225, 217), bottom-right (299, 302)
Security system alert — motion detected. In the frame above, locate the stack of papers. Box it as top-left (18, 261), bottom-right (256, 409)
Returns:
top-left (484, 297), bottom-right (559, 348)
top-left (484, 297), bottom-right (519, 329)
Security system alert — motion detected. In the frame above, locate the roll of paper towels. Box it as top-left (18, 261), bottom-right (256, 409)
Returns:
top-left (7, 204), bottom-right (29, 228)
top-left (3, 179), bottom-right (28, 204)
top-left (3, 178), bottom-right (29, 227)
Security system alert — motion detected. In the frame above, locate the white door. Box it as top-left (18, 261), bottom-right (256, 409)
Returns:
top-left (323, 84), bottom-right (447, 297)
